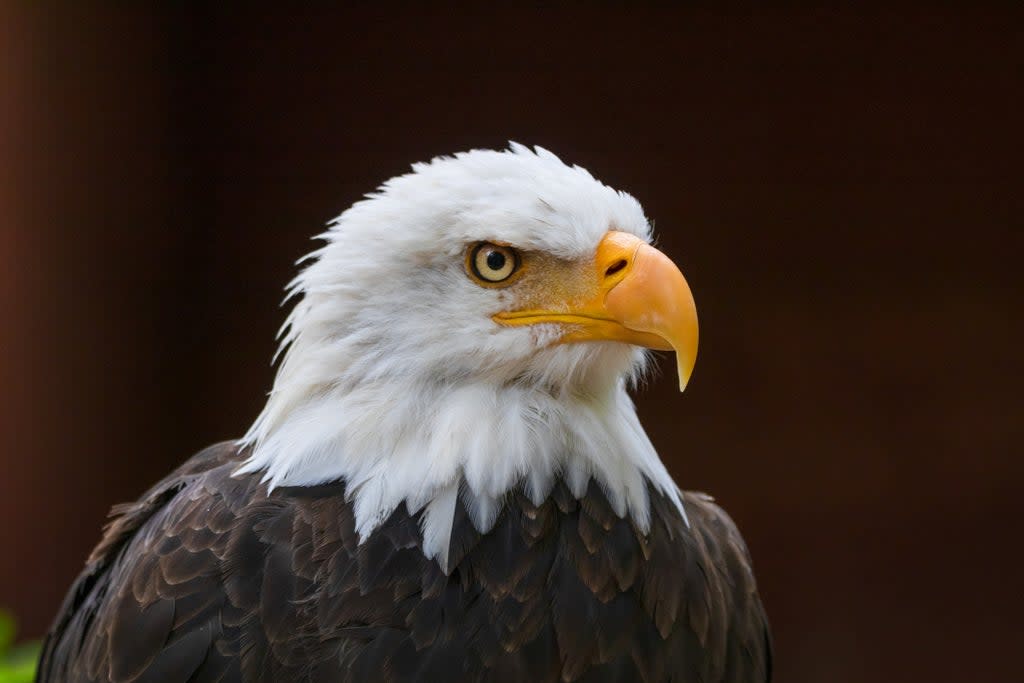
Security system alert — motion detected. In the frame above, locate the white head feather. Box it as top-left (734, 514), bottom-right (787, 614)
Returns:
top-left (236, 144), bottom-right (685, 569)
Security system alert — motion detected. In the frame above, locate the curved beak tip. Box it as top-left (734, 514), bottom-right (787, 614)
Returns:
top-left (676, 353), bottom-right (696, 392)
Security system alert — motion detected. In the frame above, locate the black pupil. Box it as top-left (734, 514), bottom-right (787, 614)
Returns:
top-left (486, 250), bottom-right (506, 271)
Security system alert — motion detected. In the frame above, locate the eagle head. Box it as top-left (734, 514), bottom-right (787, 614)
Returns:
top-left (237, 144), bottom-right (698, 569)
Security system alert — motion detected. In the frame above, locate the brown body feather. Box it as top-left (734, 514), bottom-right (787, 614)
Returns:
top-left (38, 442), bottom-right (771, 682)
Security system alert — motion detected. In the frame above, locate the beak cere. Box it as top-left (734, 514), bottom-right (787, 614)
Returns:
top-left (493, 231), bottom-right (699, 391)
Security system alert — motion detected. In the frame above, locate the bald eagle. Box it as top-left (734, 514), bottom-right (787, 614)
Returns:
top-left (39, 145), bottom-right (772, 682)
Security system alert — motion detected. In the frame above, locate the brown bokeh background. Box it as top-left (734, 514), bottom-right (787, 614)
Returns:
top-left (2, 4), bottom-right (1021, 682)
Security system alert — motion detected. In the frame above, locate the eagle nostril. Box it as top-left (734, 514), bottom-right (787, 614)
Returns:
top-left (605, 259), bottom-right (628, 278)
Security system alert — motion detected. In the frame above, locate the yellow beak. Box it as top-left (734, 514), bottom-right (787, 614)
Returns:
top-left (493, 231), bottom-right (699, 391)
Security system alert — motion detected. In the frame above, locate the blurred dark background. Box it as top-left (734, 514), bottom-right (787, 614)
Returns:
top-left (2, 4), bottom-right (1021, 681)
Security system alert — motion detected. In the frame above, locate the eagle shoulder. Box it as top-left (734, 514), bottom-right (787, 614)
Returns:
top-left (657, 489), bottom-right (773, 682)
top-left (37, 442), bottom-right (248, 683)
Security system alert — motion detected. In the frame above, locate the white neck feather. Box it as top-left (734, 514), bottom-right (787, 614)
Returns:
top-left (236, 363), bottom-right (684, 570)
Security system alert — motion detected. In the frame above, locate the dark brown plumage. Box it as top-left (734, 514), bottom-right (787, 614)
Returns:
top-left (38, 442), bottom-right (771, 682)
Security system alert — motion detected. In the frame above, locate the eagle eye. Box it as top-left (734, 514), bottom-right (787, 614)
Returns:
top-left (467, 243), bottom-right (520, 285)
